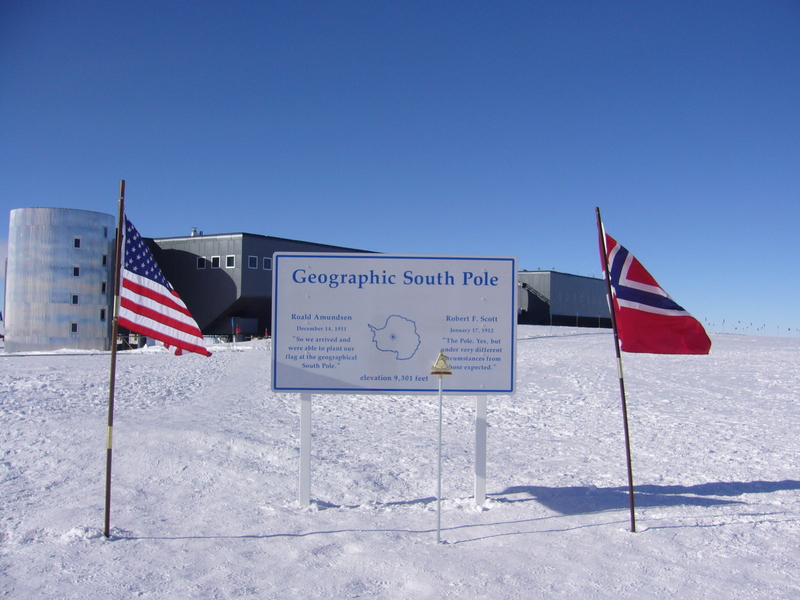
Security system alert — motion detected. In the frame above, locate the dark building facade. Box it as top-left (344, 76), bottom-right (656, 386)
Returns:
top-left (147, 232), bottom-right (369, 337)
top-left (518, 270), bottom-right (611, 328)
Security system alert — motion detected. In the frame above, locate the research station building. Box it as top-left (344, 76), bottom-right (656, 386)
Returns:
top-left (147, 231), bottom-right (370, 338)
top-left (517, 270), bottom-right (610, 328)
top-left (4, 206), bottom-right (611, 353)
top-left (4, 207), bottom-right (116, 353)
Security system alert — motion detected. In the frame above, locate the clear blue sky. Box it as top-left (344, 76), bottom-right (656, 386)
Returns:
top-left (2, 1), bottom-right (798, 334)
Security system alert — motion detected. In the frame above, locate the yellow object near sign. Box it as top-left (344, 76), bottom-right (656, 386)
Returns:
top-left (431, 351), bottom-right (452, 375)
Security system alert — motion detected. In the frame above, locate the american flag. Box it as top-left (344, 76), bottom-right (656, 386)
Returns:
top-left (118, 216), bottom-right (211, 357)
top-left (602, 233), bottom-right (711, 355)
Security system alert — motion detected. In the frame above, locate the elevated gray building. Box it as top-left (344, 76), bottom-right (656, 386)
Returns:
top-left (518, 270), bottom-right (610, 328)
top-left (5, 208), bottom-right (115, 352)
top-left (148, 232), bottom-right (369, 337)
top-left (3, 206), bottom-right (610, 353)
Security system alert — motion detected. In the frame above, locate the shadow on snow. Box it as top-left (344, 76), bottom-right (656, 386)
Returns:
top-left (492, 480), bottom-right (800, 515)
top-left (116, 480), bottom-right (800, 542)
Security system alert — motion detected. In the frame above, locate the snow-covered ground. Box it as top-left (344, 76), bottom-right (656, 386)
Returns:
top-left (1, 326), bottom-right (799, 598)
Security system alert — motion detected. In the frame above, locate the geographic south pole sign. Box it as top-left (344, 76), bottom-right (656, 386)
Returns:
top-left (272, 254), bottom-right (516, 394)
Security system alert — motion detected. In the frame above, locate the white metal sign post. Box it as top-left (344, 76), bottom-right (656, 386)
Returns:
top-left (431, 351), bottom-right (452, 544)
top-left (271, 254), bottom-right (516, 512)
top-left (475, 394), bottom-right (487, 505)
top-left (299, 393), bottom-right (312, 506)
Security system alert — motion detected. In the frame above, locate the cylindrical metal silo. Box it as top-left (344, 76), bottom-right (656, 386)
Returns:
top-left (5, 207), bottom-right (116, 352)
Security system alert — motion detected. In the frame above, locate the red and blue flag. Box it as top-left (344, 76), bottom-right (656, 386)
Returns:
top-left (601, 234), bottom-right (711, 355)
top-left (118, 216), bottom-right (211, 357)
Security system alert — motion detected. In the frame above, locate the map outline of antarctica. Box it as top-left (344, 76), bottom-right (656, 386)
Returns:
top-left (368, 315), bottom-right (421, 360)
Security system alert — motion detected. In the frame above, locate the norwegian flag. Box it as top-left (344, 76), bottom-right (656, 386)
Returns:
top-left (118, 216), bottom-right (211, 357)
top-left (601, 234), bottom-right (711, 355)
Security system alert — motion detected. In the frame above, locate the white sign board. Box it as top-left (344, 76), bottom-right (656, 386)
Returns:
top-left (271, 254), bottom-right (516, 394)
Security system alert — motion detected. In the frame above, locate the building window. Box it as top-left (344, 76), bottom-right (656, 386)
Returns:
top-left (226, 255), bottom-right (235, 268)
top-left (248, 255), bottom-right (258, 269)
top-left (197, 256), bottom-right (206, 269)
top-left (73, 266), bottom-right (80, 277)
top-left (71, 294), bottom-right (79, 305)
top-left (102, 254), bottom-right (108, 266)
top-left (263, 257), bottom-right (272, 271)
top-left (73, 237), bottom-right (81, 248)
top-left (70, 322), bottom-right (78, 334)
top-left (103, 226), bottom-right (109, 238)
top-left (211, 256), bottom-right (220, 268)
top-left (101, 282), bottom-right (107, 294)
top-left (100, 309), bottom-right (106, 321)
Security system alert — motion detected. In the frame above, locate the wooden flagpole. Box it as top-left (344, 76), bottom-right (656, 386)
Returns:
top-left (595, 207), bottom-right (637, 533)
top-left (104, 180), bottom-right (126, 538)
